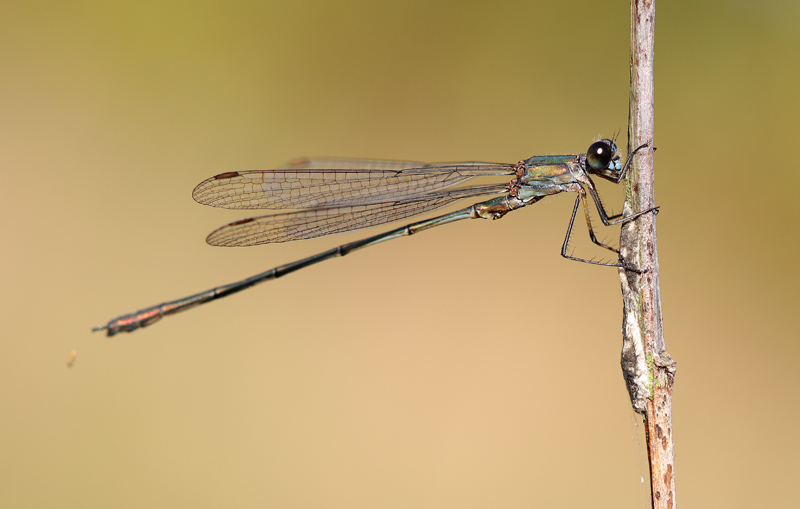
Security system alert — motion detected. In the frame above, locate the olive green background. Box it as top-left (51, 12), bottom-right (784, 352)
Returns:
top-left (2, 1), bottom-right (798, 507)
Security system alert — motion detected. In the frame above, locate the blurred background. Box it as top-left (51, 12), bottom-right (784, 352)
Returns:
top-left (1, 1), bottom-right (798, 507)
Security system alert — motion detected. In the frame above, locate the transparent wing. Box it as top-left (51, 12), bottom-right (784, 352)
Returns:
top-left (192, 162), bottom-right (515, 210)
top-left (205, 184), bottom-right (508, 247)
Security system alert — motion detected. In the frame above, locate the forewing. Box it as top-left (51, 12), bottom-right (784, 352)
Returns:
top-left (193, 162), bottom-right (514, 210)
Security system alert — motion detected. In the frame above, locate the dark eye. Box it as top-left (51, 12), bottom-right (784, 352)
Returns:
top-left (586, 140), bottom-right (615, 171)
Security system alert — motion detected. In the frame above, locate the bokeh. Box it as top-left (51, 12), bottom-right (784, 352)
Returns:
top-left (1, 1), bottom-right (798, 507)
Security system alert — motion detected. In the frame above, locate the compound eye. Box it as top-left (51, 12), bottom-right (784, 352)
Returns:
top-left (586, 140), bottom-right (615, 171)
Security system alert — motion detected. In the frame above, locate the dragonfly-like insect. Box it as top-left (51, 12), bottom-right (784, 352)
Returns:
top-left (95, 139), bottom-right (656, 336)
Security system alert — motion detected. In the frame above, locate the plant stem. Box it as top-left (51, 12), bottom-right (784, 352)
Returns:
top-left (619, 1), bottom-right (677, 507)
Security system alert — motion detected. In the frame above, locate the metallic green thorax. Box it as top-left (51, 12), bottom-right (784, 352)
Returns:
top-left (520, 154), bottom-right (578, 184)
top-left (512, 154), bottom-right (583, 204)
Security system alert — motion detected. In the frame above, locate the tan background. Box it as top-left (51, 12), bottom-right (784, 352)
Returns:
top-left (2, 1), bottom-right (798, 507)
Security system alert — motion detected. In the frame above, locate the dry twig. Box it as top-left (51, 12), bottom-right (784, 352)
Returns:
top-left (618, 1), bottom-right (677, 507)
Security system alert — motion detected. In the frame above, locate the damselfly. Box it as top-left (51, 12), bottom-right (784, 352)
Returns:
top-left (95, 139), bottom-right (656, 336)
